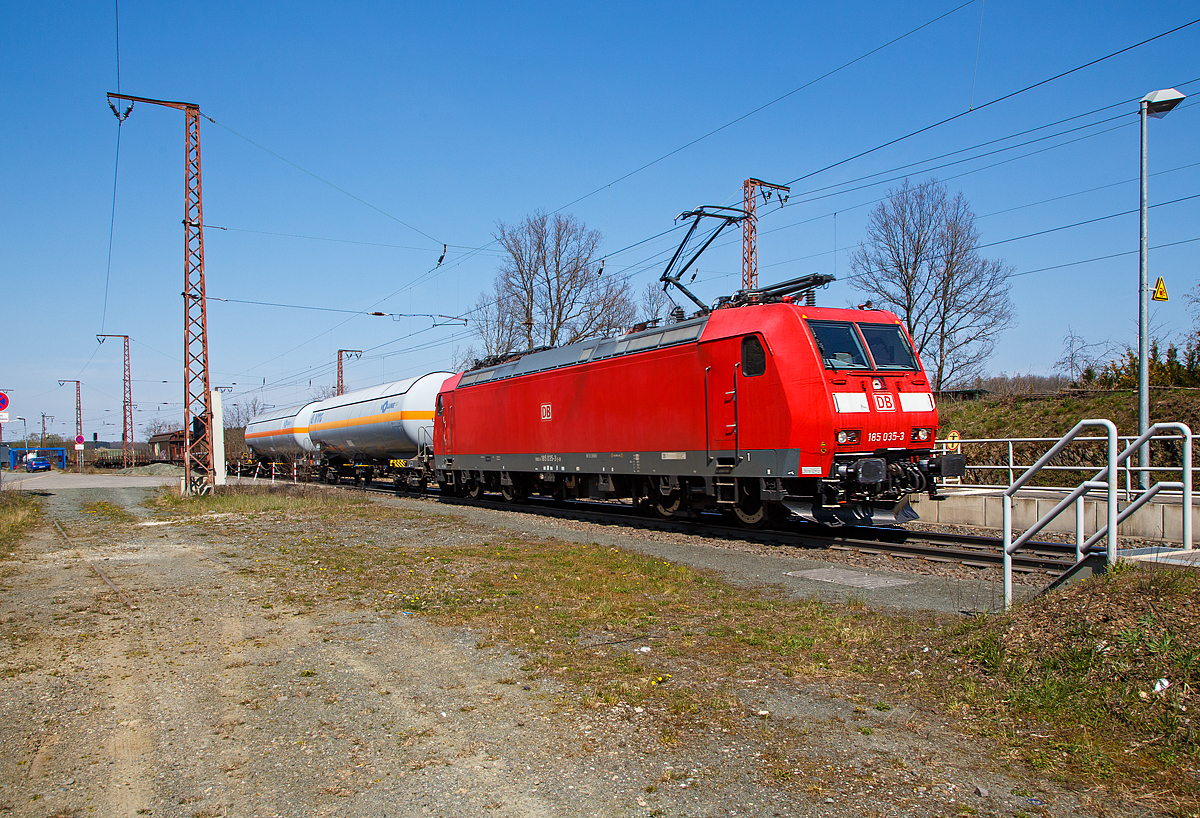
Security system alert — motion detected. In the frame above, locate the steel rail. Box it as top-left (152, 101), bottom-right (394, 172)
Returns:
top-left (52, 518), bottom-right (139, 610)
top-left (327, 478), bottom-right (1073, 574)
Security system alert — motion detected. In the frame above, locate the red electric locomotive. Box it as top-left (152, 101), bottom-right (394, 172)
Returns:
top-left (432, 207), bottom-right (965, 526)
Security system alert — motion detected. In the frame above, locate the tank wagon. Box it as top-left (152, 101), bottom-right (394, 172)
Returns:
top-left (245, 371), bottom-right (453, 488)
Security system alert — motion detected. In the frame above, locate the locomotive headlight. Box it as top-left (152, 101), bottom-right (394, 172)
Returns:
top-left (872, 378), bottom-right (884, 390)
top-left (836, 429), bottom-right (861, 445)
top-left (911, 427), bottom-right (932, 442)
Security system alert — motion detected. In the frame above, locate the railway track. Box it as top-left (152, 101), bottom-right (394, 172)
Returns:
top-left (324, 478), bottom-right (1077, 575)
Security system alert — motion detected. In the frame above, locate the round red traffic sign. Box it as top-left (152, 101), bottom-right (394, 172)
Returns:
top-left (0, 392), bottom-right (7, 412)
top-left (75, 435), bottom-right (85, 445)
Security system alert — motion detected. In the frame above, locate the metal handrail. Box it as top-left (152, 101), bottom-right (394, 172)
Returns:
top-left (1077, 422), bottom-right (1193, 553)
top-left (935, 432), bottom-right (1198, 498)
top-left (1002, 419), bottom-right (1118, 610)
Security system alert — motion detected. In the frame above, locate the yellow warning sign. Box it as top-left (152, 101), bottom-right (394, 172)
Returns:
top-left (946, 430), bottom-right (961, 453)
top-left (1152, 277), bottom-right (1169, 302)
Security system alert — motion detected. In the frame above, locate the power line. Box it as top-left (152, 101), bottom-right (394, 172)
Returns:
top-left (977, 193), bottom-right (1200, 250)
top-left (209, 295), bottom-right (467, 324)
top-left (784, 17), bottom-right (1200, 186)
top-left (1011, 235), bottom-right (1200, 278)
top-left (763, 191), bottom-right (1200, 270)
top-left (201, 114), bottom-right (444, 246)
top-left (552, 0), bottom-right (980, 214)
top-left (203, 224), bottom-right (504, 256)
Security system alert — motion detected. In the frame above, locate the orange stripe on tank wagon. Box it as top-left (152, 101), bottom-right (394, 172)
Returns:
top-left (245, 426), bottom-right (310, 440)
top-left (308, 410), bottom-right (435, 433)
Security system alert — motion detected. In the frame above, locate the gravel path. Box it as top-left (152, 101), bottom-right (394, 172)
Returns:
top-left (0, 485), bottom-right (1116, 817)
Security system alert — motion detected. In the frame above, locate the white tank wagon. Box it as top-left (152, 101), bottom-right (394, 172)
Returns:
top-left (307, 372), bottom-right (453, 485)
top-left (244, 402), bottom-right (317, 458)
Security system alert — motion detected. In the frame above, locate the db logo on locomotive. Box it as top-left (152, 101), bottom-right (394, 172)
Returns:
top-left (540, 403), bottom-right (552, 421)
top-left (873, 393), bottom-right (896, 412)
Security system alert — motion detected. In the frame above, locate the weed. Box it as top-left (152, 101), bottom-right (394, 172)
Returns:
top-left (0, 492), bottom-right (41, 553)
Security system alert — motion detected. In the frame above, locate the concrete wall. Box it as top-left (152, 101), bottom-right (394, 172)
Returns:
top-left (910, 491), bottom-right (1196, 544)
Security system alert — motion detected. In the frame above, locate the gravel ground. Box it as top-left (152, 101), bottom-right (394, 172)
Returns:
top-left (0, 485), bottom-right (1123, 817)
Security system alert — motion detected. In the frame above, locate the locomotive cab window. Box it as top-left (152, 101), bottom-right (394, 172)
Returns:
top-left (741, 335), bottom-right (767, 376)
top-left (436, 394), bottom-right (444, 416)
top-left (806, 320), bottom-right (870, 370)
top-left (857, 323), bottom-right (918, 370)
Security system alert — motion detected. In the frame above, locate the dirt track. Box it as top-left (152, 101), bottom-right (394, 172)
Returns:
top-left (0, 484), bottom-right (1114, 817)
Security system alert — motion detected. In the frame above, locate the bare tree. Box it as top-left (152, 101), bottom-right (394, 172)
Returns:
top-left (1054, 326), bottom-right (1111, 383)
top-left (849, 179), bottom-right (1015, 390)
top-left (472, 212), bottom-right (636, 355)
top-left (640, 281), bottom-right (673, 324)
top-left (223, 397), bottom-right (266, 429)
top-left (1187, 281), bottom-right (1200, 342)
top-left (143, 416), bottom-right (183, 441)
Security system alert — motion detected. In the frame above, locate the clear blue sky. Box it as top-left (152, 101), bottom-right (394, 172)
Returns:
top-left (2, 1), bottom-right (1197, 442)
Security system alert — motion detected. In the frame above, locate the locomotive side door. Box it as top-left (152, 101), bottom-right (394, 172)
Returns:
top-left (702, 339), bottom-right (741, 462)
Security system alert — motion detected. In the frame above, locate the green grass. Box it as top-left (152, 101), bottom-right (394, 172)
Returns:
top-left (178, 488), bottom-right (1200, 812)
top-left (922, 563), bottom-right (1200, 812)
top-left (0, 491), bottom-right (41, 555)
top-left (81, 500), bottom-right (138, 523)
top-left (152, 483), bottom-right (373, 517)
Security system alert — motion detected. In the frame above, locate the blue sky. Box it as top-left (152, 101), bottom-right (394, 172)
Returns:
top-left (2, 1), bottom-right (1197, 442)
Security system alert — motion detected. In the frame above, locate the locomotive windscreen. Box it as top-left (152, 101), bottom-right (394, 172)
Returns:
top-left (856, 323), bottom-right (918, 370)
top-left (806, 321), bottom-right (870, 370)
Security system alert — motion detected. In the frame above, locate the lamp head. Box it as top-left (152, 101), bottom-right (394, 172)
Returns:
top-left (1142, 88), bottom-right (1185, 118)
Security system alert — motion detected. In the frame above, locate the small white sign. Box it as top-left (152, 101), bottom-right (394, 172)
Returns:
top-left (0, 412), bottom-right (8, 422)
top-left (74, 444), bottom-right (85, 451)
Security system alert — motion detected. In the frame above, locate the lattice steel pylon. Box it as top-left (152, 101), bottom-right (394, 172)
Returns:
top-left (97, 334), bottom-right (133, 467)
top-left (107, 92), bottom-right (214, 494)
top-left (741, 178), bottom-right (790, 291)
top-left (337, 350), bottom-right (362, 396)
top-left (58, 379), bottom-right (83, 472)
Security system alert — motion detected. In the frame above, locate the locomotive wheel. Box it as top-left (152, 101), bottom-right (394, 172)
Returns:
top-left (363, 471), bottom-right (372, 487)
top-left (731, 483), bottom-right (769, 529)
top-left (653, 491), bottom-right (684, 519)
top-left (500, 483), bottom-right (523, 503)
top-left (466, 480), bottom-right (484, 500)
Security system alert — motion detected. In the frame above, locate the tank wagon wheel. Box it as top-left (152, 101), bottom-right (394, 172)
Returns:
top-left (324, 468), bottom-right (338, 485)
top-left (362, 471), bottom-right (372, 487)
top-left (393, 475), bottom-right (407, 495)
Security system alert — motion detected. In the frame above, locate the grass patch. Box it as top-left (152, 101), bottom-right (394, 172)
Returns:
top-left (82, 500), bottom-right (138, 523)
top-left (918, 563), bottom-right (1200, 812)
top-left (152, 483), bottom-right (373, 517)
top-left (0, 491), bottom-right (41, 554)
top-left (253, 520), bottom-right (920, 739)
top-left (190, 491), bottom-right (1200, 811)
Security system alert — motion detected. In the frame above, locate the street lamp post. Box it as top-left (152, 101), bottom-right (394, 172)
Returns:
top-left (16, 416), bottom-right (27, 458)
top-left (1138, 88), bottom-right (1186, 490)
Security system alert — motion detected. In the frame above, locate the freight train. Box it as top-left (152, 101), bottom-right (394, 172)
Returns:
top-left (245, 206), bottom-right (964, 526)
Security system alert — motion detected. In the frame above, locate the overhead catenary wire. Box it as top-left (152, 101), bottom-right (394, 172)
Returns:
top-left (783, 17), bottom-right (1200, 187)
top-left (552, 0), bottom-right (981, 214)
top-left (208, 296), bottom-right (467, 324)
top-left (202, 114), bottom-right (445, 247)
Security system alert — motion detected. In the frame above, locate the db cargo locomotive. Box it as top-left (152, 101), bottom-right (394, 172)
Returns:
top-left (245, 206), bottom-right (964, 526)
